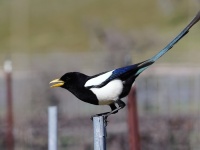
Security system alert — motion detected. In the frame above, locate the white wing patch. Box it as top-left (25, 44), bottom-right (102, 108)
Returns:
top-left (90, 79), bottom-right (123, 105)
top-left (84, 70), bottom-right (113, 87)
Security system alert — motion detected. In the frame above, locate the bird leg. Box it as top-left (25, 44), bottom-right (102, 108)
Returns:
top-left (109, 103), bottom-right (118, 114)
top-left (91, 100), bottom-right (126, 120)
top-left (90, 103), bottom-right (117, 119)
top-left (103, 100), bottom-right (126, 117)
top-left (91, 100), bottom-right (126, 123)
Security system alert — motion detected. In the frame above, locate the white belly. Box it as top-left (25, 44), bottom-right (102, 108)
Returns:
top-left (90, 79), bottom-right (123, 105)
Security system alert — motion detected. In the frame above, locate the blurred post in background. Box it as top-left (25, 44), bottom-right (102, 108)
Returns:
top-left (4, 60), bottom-right (14, 150)
top-left (128, 86), bottom-right (140, 150)
top-left (48, 106), bottom-right (58, 150)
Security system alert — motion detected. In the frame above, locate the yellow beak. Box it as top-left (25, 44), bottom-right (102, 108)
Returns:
top-left (49, 79), bottom-right (64, 88)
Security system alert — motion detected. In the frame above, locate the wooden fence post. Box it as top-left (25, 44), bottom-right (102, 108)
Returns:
top-left (4, 60), bottom-right (14, 150)
top-left (128, 86), bottom-right (140, 150)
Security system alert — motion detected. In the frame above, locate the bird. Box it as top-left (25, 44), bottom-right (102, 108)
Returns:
top-left (50, 11), bottom-right (200, 118)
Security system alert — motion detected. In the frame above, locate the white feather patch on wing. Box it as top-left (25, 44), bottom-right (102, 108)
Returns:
top-left (90, 79), bottom-right (123, 105)
top-left (84, 70), bottom-right (113, 87)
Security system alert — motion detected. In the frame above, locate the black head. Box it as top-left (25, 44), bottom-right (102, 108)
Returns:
top-left (49, 72), bottom-right (88, 89)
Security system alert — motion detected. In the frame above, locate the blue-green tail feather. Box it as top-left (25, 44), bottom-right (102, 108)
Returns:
top-left (136, 11), bottom-right (200, 76)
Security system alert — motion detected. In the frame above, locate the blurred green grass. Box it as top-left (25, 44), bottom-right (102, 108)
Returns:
top-left (0, 0), bottom-right (199, 55)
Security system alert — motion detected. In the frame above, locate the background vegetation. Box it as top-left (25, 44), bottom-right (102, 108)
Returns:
top-left (0, 0), bottom-right (200, 150)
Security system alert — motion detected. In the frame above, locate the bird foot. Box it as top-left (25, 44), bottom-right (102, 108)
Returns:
top-left (90, 112), bottom-right (109, 120)
top-left (90, 107), bottom-right (121, 121)
top-left (90, 112), bottom-right (110, 126)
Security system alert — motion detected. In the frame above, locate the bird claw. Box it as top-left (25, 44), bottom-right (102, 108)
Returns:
top-left (90, 114), bottom-right (109, 126)
top-left (90, 114), bottom-right (101, 120)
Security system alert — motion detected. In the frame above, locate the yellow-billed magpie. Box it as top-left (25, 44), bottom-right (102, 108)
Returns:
top-left (50, 11), bottom-right (200, 118)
